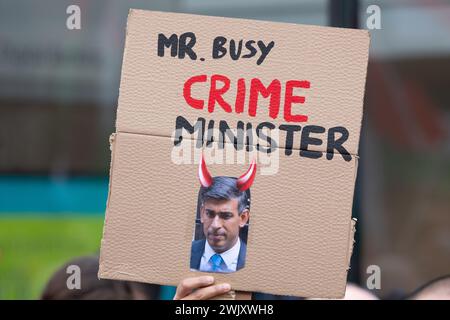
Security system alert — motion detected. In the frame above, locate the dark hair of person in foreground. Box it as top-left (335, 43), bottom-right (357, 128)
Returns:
top-left (41, 255), bottom-right (160, 300)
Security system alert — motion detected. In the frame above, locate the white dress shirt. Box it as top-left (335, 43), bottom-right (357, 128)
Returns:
top-left (199, 238), bottom-right (241, 273)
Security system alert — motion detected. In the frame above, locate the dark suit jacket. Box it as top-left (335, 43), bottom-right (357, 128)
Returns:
top-left (190, 238), bottom-right (246, 271)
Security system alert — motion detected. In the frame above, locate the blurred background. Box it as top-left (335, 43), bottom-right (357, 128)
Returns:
top-left (0, 0), bottom-right (448, 299)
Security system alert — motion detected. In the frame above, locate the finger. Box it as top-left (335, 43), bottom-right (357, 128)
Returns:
top-left (174, 276), bottom-right (215, 300)
top-left (182, 283), bottom-right (231, 300)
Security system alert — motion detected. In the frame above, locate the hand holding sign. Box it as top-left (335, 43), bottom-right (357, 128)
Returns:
top-left (173, 276), bottom-right (231, 300)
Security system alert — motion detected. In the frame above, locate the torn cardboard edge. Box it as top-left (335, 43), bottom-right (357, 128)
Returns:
top-left (347, 218), bottom-right (357, 271)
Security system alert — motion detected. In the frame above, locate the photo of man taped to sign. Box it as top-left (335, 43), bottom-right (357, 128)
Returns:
top-left (190, 154), bottom-right (255, 273)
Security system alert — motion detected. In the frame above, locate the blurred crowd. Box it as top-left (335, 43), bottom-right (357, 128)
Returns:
top-left (40, 255), bottom-right (450, 300)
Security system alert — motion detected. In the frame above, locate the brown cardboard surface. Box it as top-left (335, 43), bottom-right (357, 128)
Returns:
top-left (99, 9), bottom-right (369, 298)
top-left (116, 9), bottom-right (369, 155)
top-left (99, 133), bottom-right (358, 298)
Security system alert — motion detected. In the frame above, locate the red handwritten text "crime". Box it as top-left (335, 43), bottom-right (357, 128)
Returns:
top-left (183, 74), bottom-right (311, 123)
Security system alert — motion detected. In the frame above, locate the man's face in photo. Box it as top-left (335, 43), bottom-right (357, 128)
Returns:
top-left (200, 198), bottom-right (249, 253)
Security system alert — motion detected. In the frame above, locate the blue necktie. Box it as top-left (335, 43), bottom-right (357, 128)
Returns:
top-left (209, 254), bottom-right (225, 272)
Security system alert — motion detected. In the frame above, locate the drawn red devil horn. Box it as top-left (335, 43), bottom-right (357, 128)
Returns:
top-left (236, 159), bottom-right (257, 192)
top-left (198, 153), bottom-right (213, 188)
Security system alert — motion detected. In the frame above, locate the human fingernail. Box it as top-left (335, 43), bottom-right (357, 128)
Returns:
top-left (220, 283), bottom-right (231, 290)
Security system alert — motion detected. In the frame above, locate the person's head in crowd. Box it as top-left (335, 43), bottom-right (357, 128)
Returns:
top-left (407, 275), bottom-right (450, 300)
top-left (41, 255), bottom-right (160, 300)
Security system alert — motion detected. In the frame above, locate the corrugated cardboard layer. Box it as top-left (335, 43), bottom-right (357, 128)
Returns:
top-left (99, 132), bottom-right (358, 298)
top-left (116, 10), bottom-right (369, 155)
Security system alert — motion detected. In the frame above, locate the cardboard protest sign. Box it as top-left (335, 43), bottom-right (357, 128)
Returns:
top-left (98, 9), bottom-right (369, 298)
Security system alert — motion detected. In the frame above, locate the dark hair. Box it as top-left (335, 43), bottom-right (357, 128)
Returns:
top-left (41, 255), bottom-right (160, 300)
top-left (199, 176), bottom-right (250, 214)
top-left (406, 274), bottom-right (450, 300)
